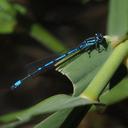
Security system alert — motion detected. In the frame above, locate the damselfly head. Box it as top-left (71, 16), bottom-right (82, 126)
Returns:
top-left (95, 33), bottom-right (108, 49)
top-left (95, 33), bottom-right (104, 43)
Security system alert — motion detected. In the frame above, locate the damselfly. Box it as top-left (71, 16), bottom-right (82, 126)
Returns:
top-left (11, 33), bottom-right (107, 90)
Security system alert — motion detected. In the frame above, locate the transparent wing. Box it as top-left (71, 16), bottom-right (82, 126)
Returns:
top-left (25, 54), bottom-right (59, 75)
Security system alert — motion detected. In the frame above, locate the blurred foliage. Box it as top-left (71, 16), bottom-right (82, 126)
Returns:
top-left (0, 0), bottom-right (66, 53)
top-left (0, 0), bottom-right (128, 128)
top-left (30, 24), bottom-right (67, 53)
top-left (107, 0), bottom-right (128, 35)
top-left (0, 0), bottom-right (26, 33)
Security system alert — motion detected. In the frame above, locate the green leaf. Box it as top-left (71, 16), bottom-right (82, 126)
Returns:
top-left (100, 77), bottom-right (128, 105)
top-left (30, 24), bottom-right (67, 53)
top-left (0, 12), bottom-right (16, 33)
top-left (13, 4), bottom-right (27, 15)
top-left (57, 44), bottom-right (112, 96)
top-left (34, 109), bottom-right (73, 128)
top-left (18, 94), bottom-right (96, 120)
top-left (0, 94), bottom-right (96, 123)
top-left (0, 38), bottom-right (113, 127)
top-left (107, 0), bottom-right (128, 35)
top-left (40, 39), bottom-right (127, 128)
top-left (33, 40), bottom-right (113, 128)
top-left (0, 0), bottom-right (15, 14)
top-left (0, 0), bottom-right (27, 33)
top-left (0, 119), bottom-right (29, 128)
top-left (81, 40), bottom-right (128, 100)
top-left (0, 0), bottom-right (16, 33)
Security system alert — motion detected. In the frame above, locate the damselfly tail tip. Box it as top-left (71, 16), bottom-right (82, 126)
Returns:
top-left (11, 80), bottom-right (22, 90)
top-left (10, 85), bottom-right (16, 90)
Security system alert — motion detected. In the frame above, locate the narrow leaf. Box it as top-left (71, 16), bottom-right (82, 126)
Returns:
top-left (100, 77), bottom-right (128, 105)
top-left (30, 24), bottom-right (67, 53)
top-left (107, 0), bottom-right (128, 35)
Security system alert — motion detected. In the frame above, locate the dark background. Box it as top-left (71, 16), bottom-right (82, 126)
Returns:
top-left (1, 0), bottom-right (128, 128)
top-left (0, 0), bottom-right (108, 111)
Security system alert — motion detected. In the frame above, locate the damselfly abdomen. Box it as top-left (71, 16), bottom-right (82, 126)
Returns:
top-left (11, 33), bottom-right (107, 90)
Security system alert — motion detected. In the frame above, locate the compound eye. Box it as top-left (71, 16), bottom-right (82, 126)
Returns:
top-left (95, 33), bottom-right (103, 42)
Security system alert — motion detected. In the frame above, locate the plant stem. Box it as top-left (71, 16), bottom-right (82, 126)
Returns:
top-left (80, 40), bottom-right (128, 100)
